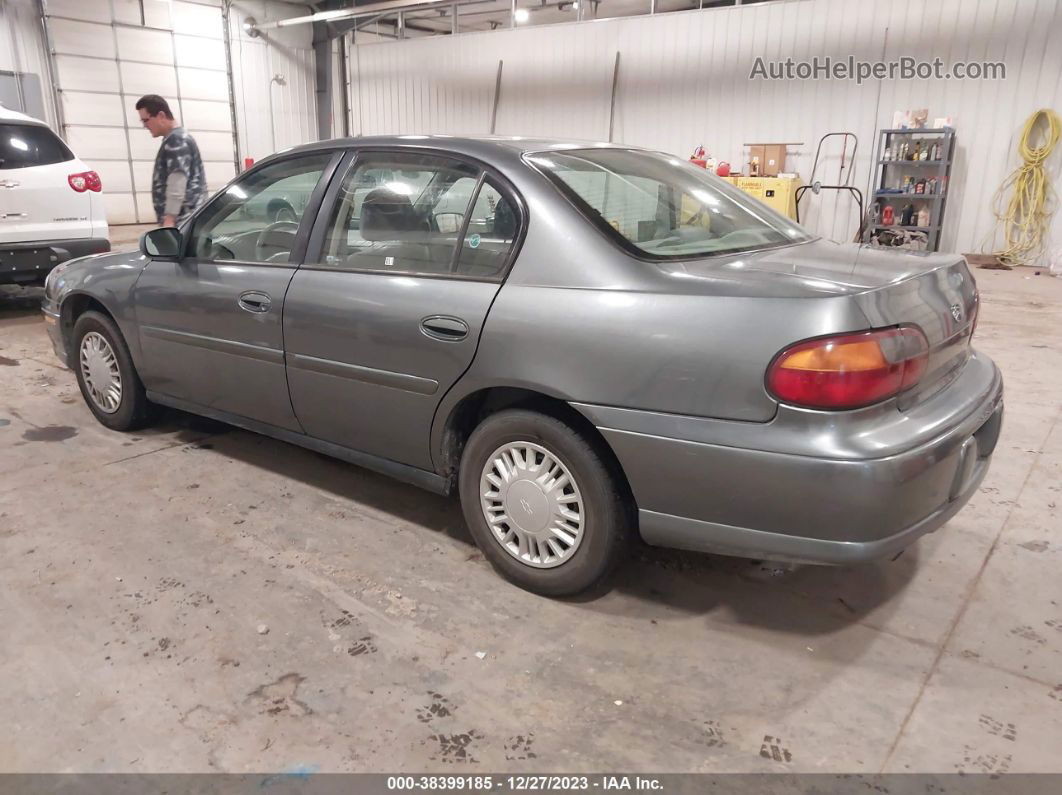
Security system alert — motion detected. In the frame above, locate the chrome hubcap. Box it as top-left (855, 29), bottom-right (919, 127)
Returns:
top-left (480, 441), bottom-right (584, 569)
top-left (79, 332), bottom-right (122, 414)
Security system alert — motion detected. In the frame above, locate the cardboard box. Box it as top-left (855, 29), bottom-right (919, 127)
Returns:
top-left (748, 143), bottom-right (787, 177)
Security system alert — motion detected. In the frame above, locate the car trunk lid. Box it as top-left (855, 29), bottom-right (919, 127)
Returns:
top-left (850, 252), bottom-right (978, 409)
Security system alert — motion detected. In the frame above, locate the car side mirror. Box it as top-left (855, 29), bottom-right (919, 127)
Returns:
top-left (140, 227), bottom-right (182, 259)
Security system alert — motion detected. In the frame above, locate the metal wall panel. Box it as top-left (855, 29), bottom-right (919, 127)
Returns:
top-left (177, 65), bottom-right (229, 101)
top-left (103, 192), bottom-right (138, 224)
top-left (173, 1), bottom-right (225, 38)
top-left (120, 61), bottom-right (180, 96)
top-left (227, 0), bottom-right (318, 163)
top-left (174, 34), bottom-right (226, 70)
top-left (64, 126), bottom-right (129, 160)
top-left (60, 90), bottom-right (125, 126)
top-left (43, 0), bottom-right (111, 24)
top-left (48, 18), bottom-right (116, 58)
top-left (54, 54), bottom-right (120, 92)
top-left (181, 98), bottom-right (233, 131)
top-left (349, 0), bottom-right (1062, 257)
top-left (44, 0), bottom-right (238, 225)
top-left (1, 0), bottom-right (57, 126)
top-left (115, 27), bottom-right (176, 64)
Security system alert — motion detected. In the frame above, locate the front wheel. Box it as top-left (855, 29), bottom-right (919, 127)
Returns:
top-left (72, 310), bottom-right (156, 431)
top-left (458, 409), bottom-right (631, 597)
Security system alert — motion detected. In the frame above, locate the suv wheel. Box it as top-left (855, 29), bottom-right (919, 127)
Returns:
top-left (73, 310), bottom-right (156, 431)
top-left (458, 409), bottom-right (631, 596)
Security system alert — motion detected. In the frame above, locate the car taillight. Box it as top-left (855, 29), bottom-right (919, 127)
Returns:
top-left (68, 171), bottom-right (102, 192)
top-left (766, 327), bottom-right (930, 410)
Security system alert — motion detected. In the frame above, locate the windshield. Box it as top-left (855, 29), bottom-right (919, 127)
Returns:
top-left (528, 148), bottom-right (813, 259)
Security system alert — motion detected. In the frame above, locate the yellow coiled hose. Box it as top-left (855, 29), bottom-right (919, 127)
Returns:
top-left (991, 108), bottom-right (1061, 266)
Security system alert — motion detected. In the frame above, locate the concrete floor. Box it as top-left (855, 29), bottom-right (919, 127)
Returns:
top-left (0, 265), bottom-right (1060, 774)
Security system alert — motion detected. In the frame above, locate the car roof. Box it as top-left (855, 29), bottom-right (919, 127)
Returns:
top-left (278, 135), bottom-right (647, 162)
top-left (0, 104), bottom-right (47, 125)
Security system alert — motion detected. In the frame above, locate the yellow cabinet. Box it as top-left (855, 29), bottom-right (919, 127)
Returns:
top-left (721, 176), bottom-right (801, 220)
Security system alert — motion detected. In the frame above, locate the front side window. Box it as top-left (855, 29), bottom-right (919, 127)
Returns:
top-left (188, 153), bottom-right (332, 264)
top-left (528, 148), bottom-right (812, 259)
top-left (0, 123), bottom-right (74, 170)
top-left (319, 152), bottom-right (483, 276)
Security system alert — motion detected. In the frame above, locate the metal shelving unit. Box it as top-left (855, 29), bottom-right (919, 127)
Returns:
top-left (866, 128), bottom-right (955, 251)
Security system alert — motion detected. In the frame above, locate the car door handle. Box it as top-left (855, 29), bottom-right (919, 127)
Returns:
top-left (421, 315), bottom-right (469, 341)
top-left (238, 291), bottom-right (272, 313)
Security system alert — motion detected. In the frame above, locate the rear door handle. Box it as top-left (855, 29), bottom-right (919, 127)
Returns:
top-left (238, 291), bottom-right (272, 313)
top-left (421, 315), bottom-right (469, 341)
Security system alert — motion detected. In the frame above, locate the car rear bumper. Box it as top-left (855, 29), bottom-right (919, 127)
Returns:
top-left (0, 238), bottom-right (109, 284)
top-left (577, 352), bottom-right (1004, 564)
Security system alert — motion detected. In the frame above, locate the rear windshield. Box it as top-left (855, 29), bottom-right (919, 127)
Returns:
top-left (0, 123), bottom-right (75, 170)
top-left (528, 148), bottom-right (812, 259)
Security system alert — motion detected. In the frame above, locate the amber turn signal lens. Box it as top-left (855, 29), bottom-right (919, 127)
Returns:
top-left (767, 327), bottom-right (929, 410)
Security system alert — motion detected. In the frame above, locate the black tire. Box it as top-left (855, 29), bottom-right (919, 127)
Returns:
top-left (458, 409), bottom-right (631, 597)
top-left (72, 310), bottom-right (157, 431)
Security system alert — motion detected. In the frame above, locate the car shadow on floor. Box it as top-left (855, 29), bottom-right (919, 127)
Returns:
top-left (0, 285), bottom-right (45, 320)
top-left (158, 407), bottom-right (919, 640)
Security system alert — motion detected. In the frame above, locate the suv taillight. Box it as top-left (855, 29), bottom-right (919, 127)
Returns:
top-left (766, 327), bottom-right (930, 410)
top-left (68, 171), bottom-right (102, 193)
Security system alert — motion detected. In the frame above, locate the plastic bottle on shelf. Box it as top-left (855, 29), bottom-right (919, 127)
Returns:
top-left (917, 205), bottom-right (931, 227)
top-left (882, 205), bottom-right (895, 226)
top-left (915, 178), bottom-right (926, 194)
top-left (900, 203), bottom-right (915, 226)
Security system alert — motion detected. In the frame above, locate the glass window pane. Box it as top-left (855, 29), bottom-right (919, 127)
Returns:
top-left (188, 153), bottom-right (331, 264)
top-left (0, 123), bottom-right (75, 169)
top-left (320, 152), bottom-right (480, 275)
top-left (454, 180), bottom-right (518, 278)
top-left (530, 148), bottom-right (811, 258)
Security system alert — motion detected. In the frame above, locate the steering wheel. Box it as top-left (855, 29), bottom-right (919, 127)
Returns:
top-left (255, 221), bottom-right (299, 262)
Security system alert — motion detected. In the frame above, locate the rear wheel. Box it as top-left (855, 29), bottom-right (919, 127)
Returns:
top-left (73, 310), bottom-right (156, 431)
top-left (458, 409), bottom-right (631, 597)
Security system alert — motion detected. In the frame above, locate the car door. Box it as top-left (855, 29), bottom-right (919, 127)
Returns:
top-left (133, 151), bottom-right (339, 430)
top-left (284, 150), bottom-right (523, 470)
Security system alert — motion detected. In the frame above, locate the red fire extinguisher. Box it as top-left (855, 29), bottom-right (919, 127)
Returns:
top-left (881, 204), bottom-right (895, 226)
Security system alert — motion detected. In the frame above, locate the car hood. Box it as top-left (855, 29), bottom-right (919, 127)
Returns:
top-left (657, 239), bottom-right (966, 298)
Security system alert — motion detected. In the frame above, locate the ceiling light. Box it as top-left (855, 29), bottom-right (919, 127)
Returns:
top-left (514, 8), bottom-right (530, 23)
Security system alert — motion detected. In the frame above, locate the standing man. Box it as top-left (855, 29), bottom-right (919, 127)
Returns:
top-left (135, 94), bottom-right (208, 227)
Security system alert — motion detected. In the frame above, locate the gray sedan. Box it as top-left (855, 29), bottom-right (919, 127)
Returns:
top-left (41, 137), bottom-right (1003, 596)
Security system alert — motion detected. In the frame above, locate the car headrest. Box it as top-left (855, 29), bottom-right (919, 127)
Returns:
top-left (493, 198), bottom-right (517, 240)
top-left (360, 187), bottom-right (427, 241)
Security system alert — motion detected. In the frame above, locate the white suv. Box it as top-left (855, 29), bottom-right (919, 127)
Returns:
top-left (0, 105), bottom-right (109, 285)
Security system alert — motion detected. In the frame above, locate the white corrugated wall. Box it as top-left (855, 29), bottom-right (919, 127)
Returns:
top-left (40, 0), bottom-right (239, 224)
top-left (0, 0), bottom-right (318, 220)
top-left (228, 0), bottom-right (317, 164)
top-left (349, 0), bottom-right (1062, 259)
top-left (0, 0), bottom-right (56, 127)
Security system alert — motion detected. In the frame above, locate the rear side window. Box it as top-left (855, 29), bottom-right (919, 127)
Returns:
top-left (0, 123), bottom-right (75, 170)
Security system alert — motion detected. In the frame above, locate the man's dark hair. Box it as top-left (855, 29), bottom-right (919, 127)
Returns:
top-left (135, 94), bottom-right (174, 120)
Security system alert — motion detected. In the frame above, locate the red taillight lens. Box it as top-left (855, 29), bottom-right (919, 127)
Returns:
top-left (68, 171), bottom-right (101, 192)
top-left (767, 327), bottom-right (930, 410)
